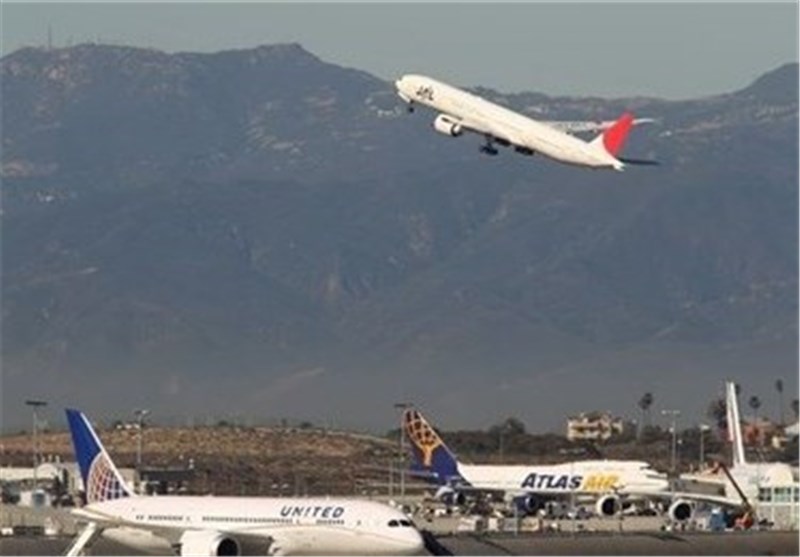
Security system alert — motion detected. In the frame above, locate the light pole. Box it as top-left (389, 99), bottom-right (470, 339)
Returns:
top-left (133, 409), bottom-right (150, 491)
top-left (698, 424), bottom-right (710, 471)
top-left (393, 402), bottom-right (412, 502)
top-left (25, 400), bottom-right (48, 492)
top-left (661, 409), bottom-right (681, 474)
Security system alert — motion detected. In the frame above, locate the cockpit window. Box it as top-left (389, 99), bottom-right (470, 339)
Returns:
top-left (388, 519), bottom-right (399, 527)
top-left (399, 519), bottom-right (413, 527)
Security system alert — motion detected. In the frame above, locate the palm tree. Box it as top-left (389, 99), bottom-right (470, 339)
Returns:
top-left (775, 379), bottom-right (784, 426)
top-left (748, 395), bottom-right (762, 447)
top-left (707, 398), bottom-right (727, 431)
top-left (637, 392), bottom-right (654, 440)
top-left (748, 395), bottom-right (761, 422)
top-left (791, 398), bottom-right (799, 420)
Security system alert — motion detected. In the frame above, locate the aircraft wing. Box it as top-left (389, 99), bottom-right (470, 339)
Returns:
top-left (445, 113), bottom-right (526, 147)
top-left (453, 113), bottom-right (653, 144)
top-left (70, 508), bottom-right (279, 555)
top-left (621, 488), bottom-right (746, 509)
top-left (460, 479), bottom-right (746, 507)
top-left (543, 118), bottom-right (655, 134)
top-left (498, 488), bottom-right (741, 508)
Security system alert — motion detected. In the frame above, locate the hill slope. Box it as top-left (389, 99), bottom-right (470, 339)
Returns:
top-left (2, 45), bottom-right (797, 431)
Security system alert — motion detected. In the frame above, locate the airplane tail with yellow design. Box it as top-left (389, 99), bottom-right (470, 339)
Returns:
top-left (402, 408), bottom-right (462, 486)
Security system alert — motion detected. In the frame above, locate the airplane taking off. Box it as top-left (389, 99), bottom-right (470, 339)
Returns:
top-left (64, 409), bottom-right (423, 556)
top-left (395, 74), bottom-right (656, 170)
top-left (403, 408), bottom-right (749, 522)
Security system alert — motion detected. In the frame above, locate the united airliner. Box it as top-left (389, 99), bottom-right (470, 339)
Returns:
top-left (64, 409), bottom-right (423, 556)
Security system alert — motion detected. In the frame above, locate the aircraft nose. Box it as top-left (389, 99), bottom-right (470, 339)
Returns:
top-left (395, 76), bottom-right (413, 104)
top-left (404, 529), bottom-right (425, 555)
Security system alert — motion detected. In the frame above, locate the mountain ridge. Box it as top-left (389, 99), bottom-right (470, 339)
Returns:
top-left (1, 44), bottom-right (797, 432)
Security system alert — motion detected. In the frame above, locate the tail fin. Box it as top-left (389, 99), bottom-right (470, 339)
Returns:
top-left (65, 409), bottom-right (134, 504)
top-left (403, 408), bottom-right (461, 486)
top-left (725, 382), bottom-right (747, 468)
top-left (590, 112), bottom-right (635, 157)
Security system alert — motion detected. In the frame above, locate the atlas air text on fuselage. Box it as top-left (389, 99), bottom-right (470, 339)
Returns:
top-left (521, 473), bottom-right (619, 491)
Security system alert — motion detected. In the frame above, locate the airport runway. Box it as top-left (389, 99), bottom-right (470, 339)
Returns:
top-left (2, 530), bottom-right (798, 556)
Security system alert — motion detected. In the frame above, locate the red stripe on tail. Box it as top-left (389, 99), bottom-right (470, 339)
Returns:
top-left (602, 112), bottom-right (635, 156)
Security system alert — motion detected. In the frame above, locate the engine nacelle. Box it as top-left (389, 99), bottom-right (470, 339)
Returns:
top-left (179, 531), bottom-right (240, 556)
top-left (433, 114), bottom-right (463, 137)
top-left (435, 486), bottom-right (466, 507)
top-left (667, 499), bottom-right (694, 522)
top-left (595, 494), bottom-right (621, 517)
top-left (511, 494), bottom-right (544, 514)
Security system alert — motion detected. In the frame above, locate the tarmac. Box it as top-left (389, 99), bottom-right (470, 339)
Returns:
top-left (426, 530), bottom-right (800, 556)
top-left (2, 504), bottom-right (798, 556)
top-left (1, 530), bottom-right (798, 556)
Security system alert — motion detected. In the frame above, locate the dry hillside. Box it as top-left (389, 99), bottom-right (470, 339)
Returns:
top-left (1, 426), bottom-right (399, 496)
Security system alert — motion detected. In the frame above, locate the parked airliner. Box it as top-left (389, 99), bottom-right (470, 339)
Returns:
top-left (403, 407), bottom-right (745, 522)
top-left (683, 382), bottom-right (798, 511)
top-left (403, 408), bottom-right (670, 516)
top-left (64, 409), bottom-right (424, 556)
top-left (395, 74), bottom-right (656, 170)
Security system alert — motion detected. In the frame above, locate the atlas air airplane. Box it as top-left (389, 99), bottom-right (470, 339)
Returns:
top-left (395, 74), bottom-right (656, 170)
top-left (403, 408), bottom-right (750, 522)
top-left (64, 409), bottom-right (424, 557)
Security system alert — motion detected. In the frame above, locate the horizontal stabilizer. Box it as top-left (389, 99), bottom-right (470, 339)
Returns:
top-left (618, 157), bottom-right (660, 166)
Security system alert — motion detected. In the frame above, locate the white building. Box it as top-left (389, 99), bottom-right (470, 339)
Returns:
top-left (566, 412), bottom-right (624, 441)
top-left (2, 461), bottom-right (135, 502)
top-left (757, 483), bottom-right (800, 530)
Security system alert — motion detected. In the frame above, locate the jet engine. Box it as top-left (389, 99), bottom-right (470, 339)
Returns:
top-left (433, 114), bottom-right (463, 137)
top-left (435, 485), bottom-right (467, 507)
top-left (511, 494), bottom-right (544, 514)
top-left (667, 499), bottom-right (694, 522)
top-left (595, 494), bottom-right (622, 517)
top-left (179, 531), bottom-right (240, 556)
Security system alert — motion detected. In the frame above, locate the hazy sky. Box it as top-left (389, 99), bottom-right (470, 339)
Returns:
top-left (2, 1), bottom-right (798, 99)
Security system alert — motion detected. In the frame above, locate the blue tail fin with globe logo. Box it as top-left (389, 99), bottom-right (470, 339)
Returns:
top-left (66, 409), bottom-right (133, 504)
top-left (403, 408), bottom-right (465, 486)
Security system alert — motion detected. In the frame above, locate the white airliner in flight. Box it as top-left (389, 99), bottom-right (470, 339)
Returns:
top-left (64, 409), bottom-right (424, 556)
top-left (395, 74), bottom-right (656, 170)
top-left (403, 408), bottom-right (750, 522)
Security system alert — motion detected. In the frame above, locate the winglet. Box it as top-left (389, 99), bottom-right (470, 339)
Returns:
top-left (600, 112), bottom-right (635, 156)
top-left (66, 409), bottom-right (133, 503)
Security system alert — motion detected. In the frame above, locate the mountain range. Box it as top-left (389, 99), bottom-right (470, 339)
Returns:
top-left (2, 44), bottom-right (797, 433)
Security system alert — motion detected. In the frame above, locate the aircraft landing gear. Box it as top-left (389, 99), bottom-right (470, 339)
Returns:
top-left (65, 522), bottom-right (102, 556)
top-left (479, 143), bottom-right (499, 156)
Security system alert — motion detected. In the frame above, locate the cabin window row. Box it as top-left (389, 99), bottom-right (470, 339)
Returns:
top-left (200, 516), bottom-right (292, 524)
